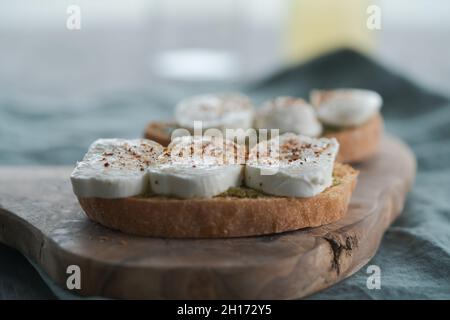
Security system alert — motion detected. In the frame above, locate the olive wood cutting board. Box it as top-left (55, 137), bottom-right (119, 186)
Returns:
top-left (0, 135), bottom-right (415, 299)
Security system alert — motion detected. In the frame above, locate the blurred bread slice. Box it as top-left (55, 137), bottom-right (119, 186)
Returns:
top-left (144, 114), bottom-right (383, 163)
top-left (144, 121), bottom-right (176, 147)
top-left (324, 113), bottom-right (383, 163)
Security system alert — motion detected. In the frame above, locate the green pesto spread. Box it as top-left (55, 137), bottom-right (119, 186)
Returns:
top-left (217, 187), bottom-right (268, 198)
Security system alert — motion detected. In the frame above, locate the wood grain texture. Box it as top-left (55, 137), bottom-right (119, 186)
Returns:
top-left (0, 135), bottom-right (415, 299)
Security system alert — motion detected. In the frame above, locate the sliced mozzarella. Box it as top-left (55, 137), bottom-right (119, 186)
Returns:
top-left (174, 93), bottom-right (254, 131)
top-left (255, 97), bottom-right (322, 137)
top-left (311, 88), bottom-right (382, 127)
top-left (245, 133), bottom-right (339, 197)
top-left (148, 135), bottom-right (245, 198)
top-left (71, 139), bottom-right (163, 198)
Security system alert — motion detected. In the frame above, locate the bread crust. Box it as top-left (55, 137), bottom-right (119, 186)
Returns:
top-left (78, 163), bottom-right (358, 238)
top-left (144, 114), bottom-right (383, 163)
top-left (144, 121), bottom-right (174, 147)
top-left (324, 113), bottom-right (383, 163)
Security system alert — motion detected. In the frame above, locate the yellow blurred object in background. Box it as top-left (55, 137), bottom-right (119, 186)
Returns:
top-left (285, 0), bottom-right (376, 63)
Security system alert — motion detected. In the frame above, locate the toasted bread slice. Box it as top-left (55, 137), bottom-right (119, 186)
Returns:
top-left (144, 114), bottom-right (383, 164)
top-left (144, 121), bottom-right (175, 147)
top-left (323, 113), bottom-right (383, 163)
top-left (78, 163), bottom-right (358, 238)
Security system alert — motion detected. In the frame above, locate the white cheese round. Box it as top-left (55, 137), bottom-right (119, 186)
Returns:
top-left (245, 133), bottom-right (339, 197)
top-left (255, 97), bottom-right (322, 137)
top-left (311, 88), bottom-right (382, 127)
top-left (175, 93), bottom-right (255, 131)
top-left (70, 139), bottom-right (164, 198)
top-left (148, 135), bottom-right (245, 198)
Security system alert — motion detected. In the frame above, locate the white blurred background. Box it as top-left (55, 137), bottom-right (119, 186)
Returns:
top-left (1, 0), bottom-right (449, 100)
